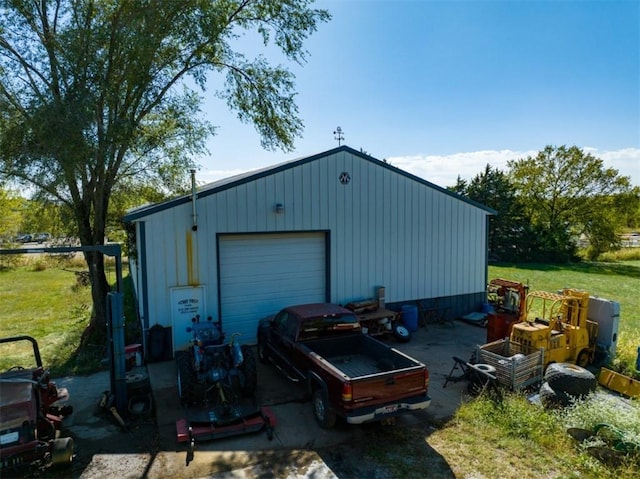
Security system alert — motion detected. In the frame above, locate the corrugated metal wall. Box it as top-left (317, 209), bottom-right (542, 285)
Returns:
top-left (133, 149), bottom-right (489, 331)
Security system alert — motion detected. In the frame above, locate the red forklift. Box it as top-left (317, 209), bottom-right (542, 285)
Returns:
top-left (485, 279), bottom-right (528, 343)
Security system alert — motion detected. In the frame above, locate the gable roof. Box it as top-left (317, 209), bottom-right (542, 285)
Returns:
top-left (123, 145), bottom-right (495, 222)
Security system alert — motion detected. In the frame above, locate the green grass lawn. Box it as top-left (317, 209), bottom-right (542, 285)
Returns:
top-left (0, 257), bottom-right (127, 374)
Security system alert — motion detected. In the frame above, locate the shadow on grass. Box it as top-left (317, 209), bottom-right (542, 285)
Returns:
top-left (491, 261), bottom-right (640, 279)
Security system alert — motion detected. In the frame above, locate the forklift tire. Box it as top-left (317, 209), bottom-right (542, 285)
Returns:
top-left (312, 389), bottom-right (336, 429)
top-left (392, 323), bottom-right (411, 343)
top-left (539, 382), bottom-right (571, 409)
top-left (51, 437), bottom-right (74, 466)
top-left (544, 363), bottom-right (596, 397)
top-left (576, 349), bottom-right (590, 368)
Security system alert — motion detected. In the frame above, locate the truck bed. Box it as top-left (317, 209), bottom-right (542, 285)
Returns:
top-left (303, 334), bottom-right (419, 379)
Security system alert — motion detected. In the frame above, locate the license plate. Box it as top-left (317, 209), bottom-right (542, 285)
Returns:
top-left (0, 431), bottom-right (19, 445)
top-left (381, 404), bottom-right (398, 414)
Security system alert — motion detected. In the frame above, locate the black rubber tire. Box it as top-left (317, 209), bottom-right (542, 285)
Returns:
top-left (312, 388), bottom-right (336, 429)
top-left (539, 381), bottom-right (571, 409)
top-left (176, 351), bottom-right (197, 405)
top-left (240, 345), bottom-right (258, 395)
top-left (51, 437), bottom-right (74, 467)
top-left (393, 323), bottom-right (412, 343)
top-left (125, 367), bottom-right (151, 394)
top-left (576, 349), bottom-right (590, 368)
top-left (257, 338), bottom-right (270, 364)
top-left (544, 362), bottom-right (596, 397)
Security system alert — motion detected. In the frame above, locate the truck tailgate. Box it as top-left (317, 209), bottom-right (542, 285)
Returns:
top-left (351, 367), bottom-right (426, 403)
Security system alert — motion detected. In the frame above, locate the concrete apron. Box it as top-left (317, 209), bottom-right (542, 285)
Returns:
top-left (60, 320), bottom-right (487, 478)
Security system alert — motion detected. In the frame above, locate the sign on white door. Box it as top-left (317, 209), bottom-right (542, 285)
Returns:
top-left (170, 286), bottom-right (206, 352)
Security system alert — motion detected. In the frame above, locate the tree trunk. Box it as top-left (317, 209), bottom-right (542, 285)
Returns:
top-left (80, 250), bottom-right (110, 347)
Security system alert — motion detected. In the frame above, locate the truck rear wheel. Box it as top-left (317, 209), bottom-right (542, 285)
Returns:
top-left (544, 362), bottom-right (596, 397)
top-left (312, 389), bottom-right (336, 429)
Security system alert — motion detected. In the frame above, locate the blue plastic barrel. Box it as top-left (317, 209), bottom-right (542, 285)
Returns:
top-left (402, 305), bottom-right (419, 332)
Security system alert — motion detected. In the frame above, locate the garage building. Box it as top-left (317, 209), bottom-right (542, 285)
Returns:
top-left (123, 146), bottom-right (494, 355)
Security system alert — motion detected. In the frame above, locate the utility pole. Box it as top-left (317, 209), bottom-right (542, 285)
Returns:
top-left (333, 126), bottom-right (344, 146)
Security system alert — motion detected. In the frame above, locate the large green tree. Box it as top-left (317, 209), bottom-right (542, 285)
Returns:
top-left (508, 145), bottom-right (636, 261)
top-left (450, 164), bottom-right (532, 262)
top-left (0, 187), bottom-right (23, 241)
top-left (0, 0), bottom-right (330, 343)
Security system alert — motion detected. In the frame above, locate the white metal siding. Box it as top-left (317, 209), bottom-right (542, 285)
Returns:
top-left (218, 233), bottom-right (326, 343)
top-left (132, 149), bottom-right (490, 344)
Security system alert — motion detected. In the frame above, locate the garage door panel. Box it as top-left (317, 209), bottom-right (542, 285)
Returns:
top-left (219, 233), bottom-right (327, 344)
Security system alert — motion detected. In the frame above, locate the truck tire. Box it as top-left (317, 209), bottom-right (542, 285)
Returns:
top-left (539, 381), bottom-right (571, 409)
top-left (312, 389), bottom-right (336, 429)
top-left (51, 437), bottom-right (74, 466)
top-left (544, 362), bottom-right (596, 397)
top-left (240, 345), bottom-right (257, 395)
top-left (176, 351), bottom-right (196, 405)
top-left (393, 323), bottom-right (411, 343)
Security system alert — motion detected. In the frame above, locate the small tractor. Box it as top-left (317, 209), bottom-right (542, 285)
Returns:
top-left (509, 288), bottom-right (598, 368)
top-left (174, 316), bottom-right (274, 460)
top-left (0, 336), bottom-right (74, 473)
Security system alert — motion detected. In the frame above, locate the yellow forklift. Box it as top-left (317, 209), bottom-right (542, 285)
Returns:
top-left (509, 288), bottom-right (598, 368)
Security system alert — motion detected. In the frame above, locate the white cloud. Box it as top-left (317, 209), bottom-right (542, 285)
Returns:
top-left (197, 148), bottom-right (640, 188)
top-left (387, 149), bottom-right (537, 188)
top-left (391, 148), bottom-right (640, 188)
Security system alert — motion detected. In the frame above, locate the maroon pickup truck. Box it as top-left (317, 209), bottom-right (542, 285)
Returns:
top-left (256, 303), bottom-right (431, 428)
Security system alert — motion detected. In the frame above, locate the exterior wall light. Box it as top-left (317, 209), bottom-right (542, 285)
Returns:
top-left (275, 203), bottom-right (284, 214)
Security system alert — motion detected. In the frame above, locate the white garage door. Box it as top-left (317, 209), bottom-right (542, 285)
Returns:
top-left (219, 232), bottom-right (327, 344)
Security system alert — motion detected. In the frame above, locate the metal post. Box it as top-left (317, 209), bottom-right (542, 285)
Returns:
top-left (108, 292), bottom-right (127, 414)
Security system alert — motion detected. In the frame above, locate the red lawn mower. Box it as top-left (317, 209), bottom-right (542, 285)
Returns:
top-left (0, 335), bottom-right (74, 473)
top-left (174, 316), bottom-right (275, 464)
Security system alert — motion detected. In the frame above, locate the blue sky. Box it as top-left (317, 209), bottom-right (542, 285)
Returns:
top-left (197, 0), bottom-right (640, 187)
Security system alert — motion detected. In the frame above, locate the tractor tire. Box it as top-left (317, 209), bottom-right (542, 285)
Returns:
top-left (539, 382), bottom-right (571, 409)
top-left (176, 351), bottom-right (197, 406)
top-left (312, 388), bottom-right (336, 429)
top-left (240, 345), bottom-right (258, 395)
top-left (392, 323), bottom-right (412, 343)
top-left (51, 437), bottom-right (74, 467)
top-left (544, 362), bottom-right (596, 397)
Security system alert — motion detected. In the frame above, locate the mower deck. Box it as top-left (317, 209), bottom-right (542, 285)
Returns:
top-left (176, 405), bottom-right (276, 443)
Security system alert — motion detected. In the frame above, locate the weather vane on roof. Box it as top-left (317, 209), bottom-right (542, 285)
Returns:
top-left (333, 126), bottom-right (344, 146)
